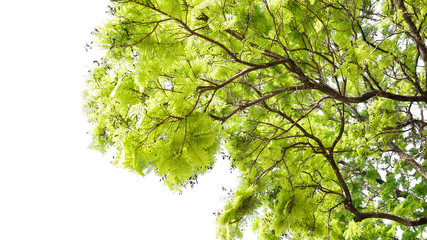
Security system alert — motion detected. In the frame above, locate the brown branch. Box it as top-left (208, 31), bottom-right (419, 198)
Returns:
top-left (189, 11), bottom-right (286, 61)
top-left (283, 57), bottom-right (427, 103)
top-left (218, 77), bottom-right (353, 206)
top-left (301, 171), bottom-right (344, 197)
top-left (217, 85), bottom-right (310, 122)
top-left (313, 81), bottom-right (427, 103)
top-left (394, 0), bottom-right (427, 75)
top-left (176, 20), bottom-right (262, 67)
top-left (388, 141), bottom-right (427, 179)
top-left (354, 212), bottom-right (427, 226)
top-left (198, 59), bottom-right (289, 93)
top-left (261, 102), bottom-right (353, 205)
top-left (122, 0), bottom-right (262, 67)
top-left (383, 119), bottom-right (427, 130)
top-left (121, 21), bottom-right (160, 47)
top-left (294, 71), bottom-right (427, 104)
top-left (329, 101), bottom-right (345, 155)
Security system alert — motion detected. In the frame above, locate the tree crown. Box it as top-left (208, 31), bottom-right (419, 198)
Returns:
top-left (84, 0), bottom-right (427, 238)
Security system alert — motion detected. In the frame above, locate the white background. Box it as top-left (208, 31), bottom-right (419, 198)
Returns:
top-left (0, 1), bottom-right (257, 239)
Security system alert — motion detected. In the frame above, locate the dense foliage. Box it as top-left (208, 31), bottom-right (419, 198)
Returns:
top-left (84, 0), bottom-right (427, 238)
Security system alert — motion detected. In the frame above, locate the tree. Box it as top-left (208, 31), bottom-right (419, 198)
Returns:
top-left (83, 0), bottom-right (427, 238)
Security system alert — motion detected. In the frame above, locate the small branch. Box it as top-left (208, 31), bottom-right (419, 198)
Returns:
top-left (198, 59), bottom-right (288, 93)
top-left (388, 141), bottom-right (427, 179)
top-left (122, 21), bottom-right (160, 48)
top-left (329, 101), bottom-right (345, 155)
top-left (218, 85), bottom-right (311, 122)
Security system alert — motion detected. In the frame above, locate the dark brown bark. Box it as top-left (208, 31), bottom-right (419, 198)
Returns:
top-left (394, 0), bottom-right (427, 76)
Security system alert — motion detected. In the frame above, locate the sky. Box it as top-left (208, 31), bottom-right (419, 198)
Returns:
top-left (0, 1), bottom-right (256, 239)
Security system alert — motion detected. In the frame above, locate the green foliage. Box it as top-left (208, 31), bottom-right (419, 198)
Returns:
top-left (85, 0), bottom-right (427, 238)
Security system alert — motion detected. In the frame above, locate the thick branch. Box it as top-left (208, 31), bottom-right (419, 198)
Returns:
top-left (394, 0), bottom-right (427, 75)
top-left (315, 87), bottom-right (427, 103)
top-left (354, 212), bottom-right (427, 227)
top-left (285, 58), bottom-right (427, 103)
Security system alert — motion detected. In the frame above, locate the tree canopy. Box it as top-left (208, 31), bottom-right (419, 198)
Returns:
top-left (83, 0), bottom-right (427, 238)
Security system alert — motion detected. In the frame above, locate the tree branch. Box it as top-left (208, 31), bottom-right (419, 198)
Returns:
top-left (389, 141), bottom-right (427, 179)
top-left (354, 212), bottom-right (427, 226)
top-left (394, 0), bottom-right (427, 75)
